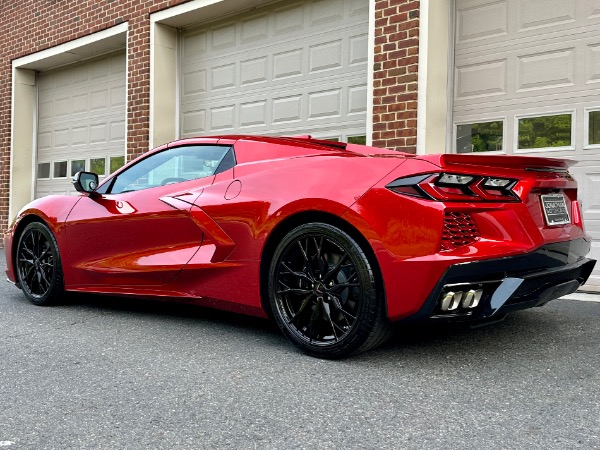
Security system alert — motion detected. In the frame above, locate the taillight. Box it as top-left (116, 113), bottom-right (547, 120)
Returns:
top-left (386, 173), bottom-right (519, 202)
top-left (574, 199), bottom-right (585, 232)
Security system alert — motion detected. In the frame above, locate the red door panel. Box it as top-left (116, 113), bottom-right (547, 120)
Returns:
top-left (64, 181), bottom-right (206, 287)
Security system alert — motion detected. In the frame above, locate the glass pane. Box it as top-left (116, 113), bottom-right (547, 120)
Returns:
top-left (348, 135), bottom-right (367, 145)
top-left (90, 158), bottom-right (106, 175)
top-left (110, 146), bottom-right (231, 194)
top-left (110, 156), bottom-right (125, 174)
top-left (589, 111), bottom-right (600, 145)
top-left (71, 159), bottom-right (85, 176)
top-left (518, 114), bottom-right (572, 149)
top-left (37, 163), bottom-right (50, 179)
top-left (53, 161), bottom-right (67, 178)
top-left (456, 121), bottom-right (503, 153)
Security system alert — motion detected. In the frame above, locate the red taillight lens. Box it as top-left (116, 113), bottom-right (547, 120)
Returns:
top-left (573, 199), bottom-right (585, 231)
top-left (386, 173), bottom-right (519, 202)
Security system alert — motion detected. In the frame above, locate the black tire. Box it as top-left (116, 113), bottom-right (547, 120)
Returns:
top-left (15, 222), bottom-right (64, 306)
top-left (268, 223), bottom-right (391, 359)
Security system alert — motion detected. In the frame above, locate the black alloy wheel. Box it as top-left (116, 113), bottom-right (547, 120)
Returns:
top-left (16, 222), bottom-right (64, 306)
top-left (269, 223), bottom-right (391, 358)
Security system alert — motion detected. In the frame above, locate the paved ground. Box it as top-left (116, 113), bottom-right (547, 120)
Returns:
top-left (0, 250), bottom-right (599, 449)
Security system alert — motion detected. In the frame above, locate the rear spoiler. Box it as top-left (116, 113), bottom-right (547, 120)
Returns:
top-left (418, 154), bottom-right (575, 171)
top-left (284, 135), bottom-right (348, 150)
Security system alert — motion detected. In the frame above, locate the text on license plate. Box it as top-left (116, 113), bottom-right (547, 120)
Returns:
top-left (540, 194), bottom-right (570, 226)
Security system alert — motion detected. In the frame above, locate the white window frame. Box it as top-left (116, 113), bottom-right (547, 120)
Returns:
top-left (452, 117), bottom-right (506, 154)
top-left (52, 160), bottom-right (68, 179)
top-left (70, 158), bottom-right (87, 177)
top-left (583, 107), bottom-right (600, 150)
top-left (89, 156), bottom-right (108, 177)
top-left (514, 110), bottom-right (575, 154)
top-left (36, 161), bottom-right (51, 179)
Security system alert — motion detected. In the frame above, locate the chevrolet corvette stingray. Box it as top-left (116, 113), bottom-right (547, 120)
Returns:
top-left (4, 135), bottom-right (596, 358)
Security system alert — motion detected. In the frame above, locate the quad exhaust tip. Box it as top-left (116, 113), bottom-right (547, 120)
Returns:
top-left (440, 289), bottom-right (483, 312)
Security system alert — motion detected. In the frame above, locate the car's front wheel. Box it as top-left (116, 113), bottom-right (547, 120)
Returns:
top-left (16, 222), bottom-right (64, 306)
top-left (268, 223), bottom-right (391, 358)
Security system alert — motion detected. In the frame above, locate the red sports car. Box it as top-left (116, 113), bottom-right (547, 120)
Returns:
top-left (3, 136), bottom-right (596, 358)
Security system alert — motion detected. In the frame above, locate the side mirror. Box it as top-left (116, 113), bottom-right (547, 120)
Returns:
top-left (72, 171), bottom-right (99, 194)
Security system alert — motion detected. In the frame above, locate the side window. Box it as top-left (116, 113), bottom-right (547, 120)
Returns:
top-left (214, 147), bottom-right (236, 174)
top-left (108, 145), bottom-right (233, 194)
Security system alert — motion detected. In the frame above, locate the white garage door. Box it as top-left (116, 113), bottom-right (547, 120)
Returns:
top-left (453, 0), bottom-right (600, 286)
top-left (180, 0), bottom-right (369, 143)
top-left (36, 52), bottom-right (126, 198)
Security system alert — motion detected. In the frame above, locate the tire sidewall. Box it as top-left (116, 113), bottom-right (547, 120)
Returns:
top-left (268, 223), bottom-right (380, 358)
top-left (16, 222), bottom-right (63, 306)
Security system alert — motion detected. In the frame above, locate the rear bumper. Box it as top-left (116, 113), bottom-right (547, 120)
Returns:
top-left (403, 238), bottom-right (596, 323)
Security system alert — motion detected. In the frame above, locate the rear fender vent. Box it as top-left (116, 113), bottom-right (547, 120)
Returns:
top-left (441, 212), bottom-right (480, 251)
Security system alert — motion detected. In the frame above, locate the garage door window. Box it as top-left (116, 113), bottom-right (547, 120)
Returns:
top-left (71, 160), bottom-right (85, 177)
top-left (517, 113), bottom-right (573, 151)
top-left (348, 135), bottom-right (367, 145)
top-left (587, 110), bottom-right (600, 147)
top-left (110, 156), bottom-right (125, 174)
top-left (37, 163), bottom-right (50, 179)
top-left (455, 120), bottom-right (503, 153)
top-left (53, 161), bottom-right (67, 178)
top-left (90, 158), bottom-right (106, 176)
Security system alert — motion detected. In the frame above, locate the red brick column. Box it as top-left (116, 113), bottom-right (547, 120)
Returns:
top-left (126, 14), bottom-right (152, 162)
top-left (372, 0), bottom-right (420, 153)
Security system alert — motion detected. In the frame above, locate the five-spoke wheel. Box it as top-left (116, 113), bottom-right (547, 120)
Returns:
top-left (16, 222), bottom-right (64, 305)
top-left (269, 223), bottom-right (390, 358)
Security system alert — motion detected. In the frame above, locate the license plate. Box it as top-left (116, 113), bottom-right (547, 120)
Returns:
top-left (541, 194), bottom-right (570, 226)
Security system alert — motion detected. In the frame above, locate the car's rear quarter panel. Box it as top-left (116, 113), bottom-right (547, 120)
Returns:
top-left (347, 156), bottom-right (592, 321)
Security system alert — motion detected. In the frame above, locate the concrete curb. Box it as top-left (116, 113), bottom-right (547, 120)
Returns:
top-left (563, 292), bottom-right (600, 302)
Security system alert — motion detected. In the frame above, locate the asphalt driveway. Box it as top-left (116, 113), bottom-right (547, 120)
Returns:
top-left (0, 249), bottom-right (599, 449)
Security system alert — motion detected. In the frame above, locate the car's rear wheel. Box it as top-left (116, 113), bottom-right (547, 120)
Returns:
top-left (16, 222), bottom-right (64, 306)
top-left (268, 223), bottom-right (391, 358)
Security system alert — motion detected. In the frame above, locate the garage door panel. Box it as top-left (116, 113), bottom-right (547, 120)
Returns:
top-left (586, 42), bottom-right (600, 84)
top-left (240, 100), bottom-right (267, 127)
top-left (181, 75), bottom-right (364, 135)
top-left (516, 48), bottom-right (575, 92)
top-left (309, 40), bottom-right (343, 72)
top-left (570, 163), bottom-right (600, 234)
top-left (273, 4), bottom-right (304, 35)
top-left (455, 40), bottom-right (600, 110)
top-left (457, 0), bottom-right (600, 52)
top-left (240, 57), bottom-right (269, 86)
top-left (309, 0), bottom-right (344, 26)
top-left (35, 52), bottom-right (126, 198)
top-left (455, 59), bottom-right (507, 100)
top-left (241, 13), bottom-right (269, 42)
top-left (516, 0), bottom-right (576, 32)
top-left (180, 0), bottom-right (367, 140)
top-left (456, 1), bottom-right (508, 45)
top-left (272, 95), bottom-right (302, 124)
top-left (575, 163), bottom-right (600, 286)
top-left (182, 32), bottom-right (366, 83)
top-left (181, 110), bottom-right (207, 135)
top-left (454, 0), bottom-right (600, 285)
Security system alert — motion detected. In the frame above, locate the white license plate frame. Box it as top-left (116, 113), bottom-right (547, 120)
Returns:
top-left (540, 194), bottom-right (570, 226)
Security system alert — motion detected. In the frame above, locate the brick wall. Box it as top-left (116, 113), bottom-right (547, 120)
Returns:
top-left (372, 0), bottom-right (420, 153)
top-left (0, 0), bottom-right (421, 238)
